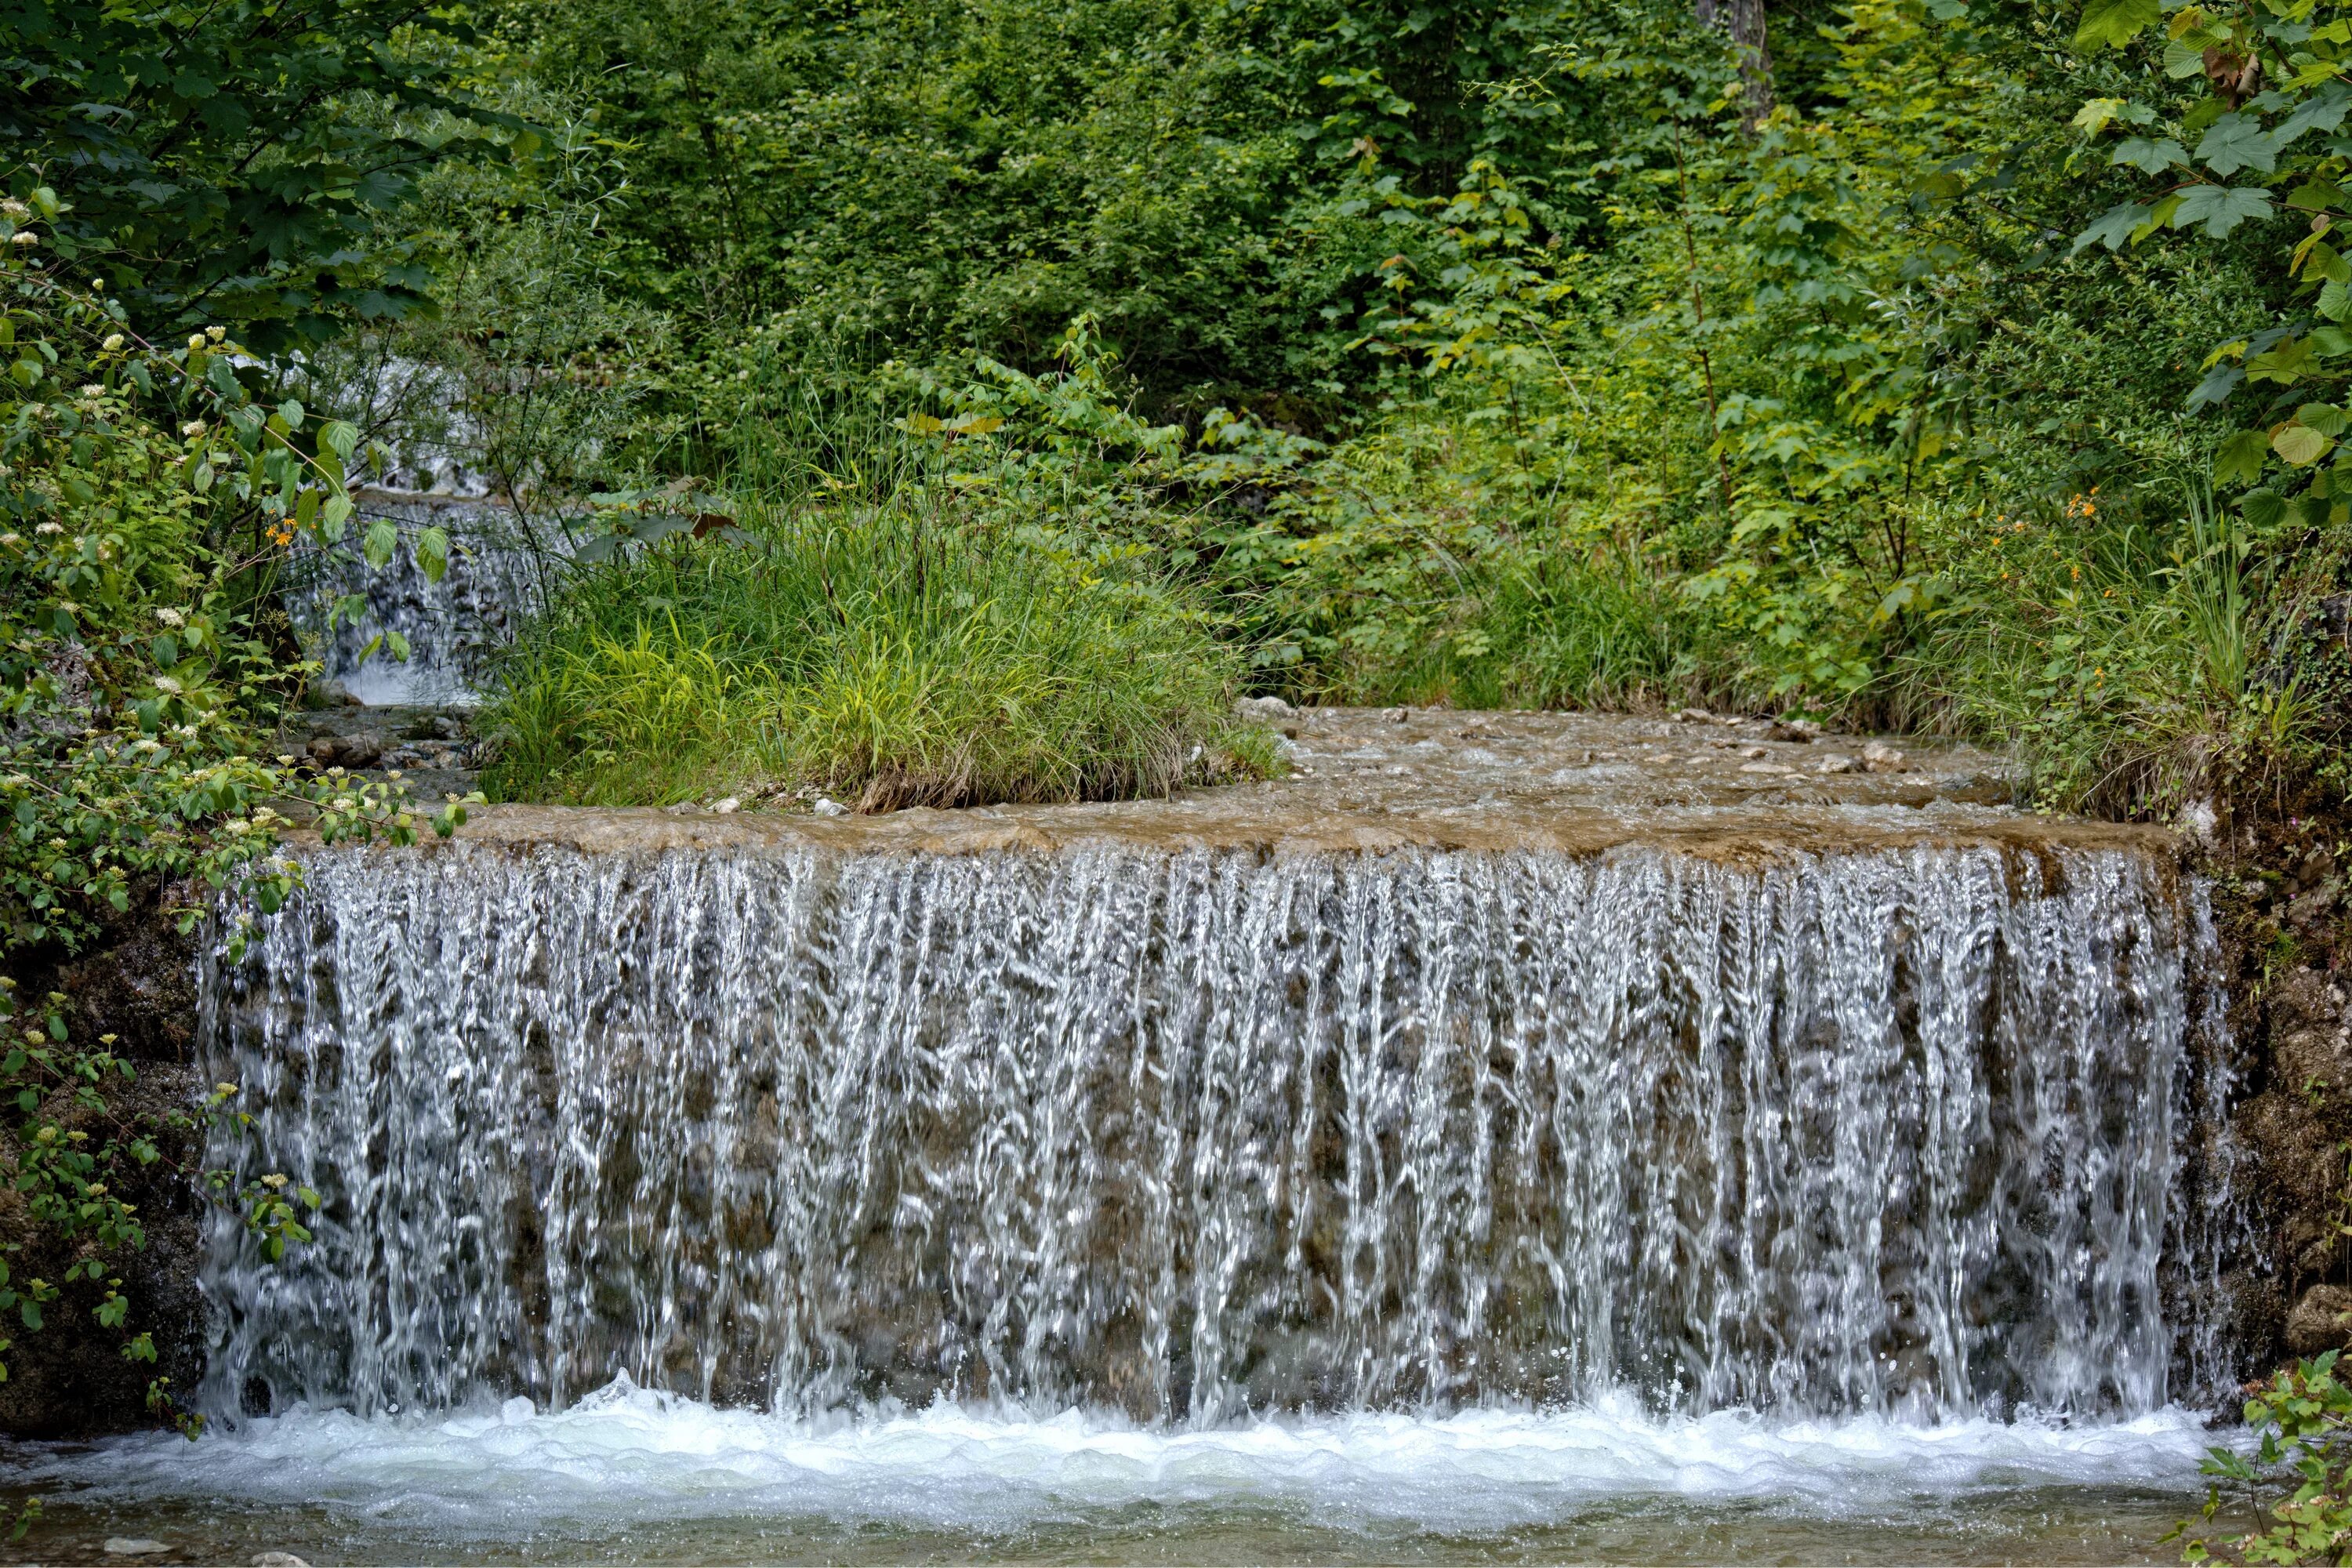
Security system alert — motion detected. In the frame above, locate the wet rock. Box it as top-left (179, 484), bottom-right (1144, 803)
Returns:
top-left (307, 730), bottom-right (386, 768)
top-left (2287, 1284), bottom-right (2352, 1357)
top-left (1863, 742), bottom-right (1907, 773)
top-left (1672, 707), bottom-right (1719, 724)
top-left (1236, 696), bottom-right (1296, 720)
top-left (2292, 882), bottom-right (2342, 929)
top-left (398, 712), bottom-right (466, 742)
top-left (1767, 720), bottom-right (1818, 743)
top-left (811, 798), bottom-right (849, 818)
top-left (103, 1539), bottom-right (169, 1556)
top-left (302, 677), bottom-right (363, 709)
top-left (252, 1552), bottom-right (311, 1566)
top-left (1816, 755), bottom-right (1861, 775)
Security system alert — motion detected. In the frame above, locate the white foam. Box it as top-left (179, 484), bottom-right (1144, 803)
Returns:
top-left (13, 1379), bottom-right (2226, 1540)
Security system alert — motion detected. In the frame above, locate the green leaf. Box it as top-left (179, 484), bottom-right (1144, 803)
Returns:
top-left (2074, 0), bottom-right (2159, 48)
top-left (321, 494), bottom-right (354, 543)
top-left (2190, 365), bottom-right (2247, 410)
top-left (2195, 115), bottom-right (2282, 177)
top-left (2112, 136), bottom-right (2187, 173)
top-left (2307, 403), bottom-right (2352, 436)
top-left (2216, 427), bottom-right (2270, 483)
top-left (416, 526), bottom-right (450, 584)
top-left (2278, 84), bottom-right (2352, 146)
top-left (2171, 184), bottom-right (2274, 238)
top-left (2074, 201), bottom-right (2154, 252)
top-left (2275, 422), bottom-right (2333, 465)
top-left (319, 420), bottom-right (360, 461)
top-left (2072, 96), bottom-right (2129, 132)
top-left (363, 519), bottom-right (397, 568)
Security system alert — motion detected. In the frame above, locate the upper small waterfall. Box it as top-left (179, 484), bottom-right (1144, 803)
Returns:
top-left (194, 808), bottom-right (2236, 1427)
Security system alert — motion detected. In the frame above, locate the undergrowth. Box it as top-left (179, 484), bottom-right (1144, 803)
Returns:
top-left (479, 500), bottom-right (1274, 810)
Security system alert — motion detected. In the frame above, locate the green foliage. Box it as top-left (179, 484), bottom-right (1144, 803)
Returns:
top-left (0, 185), bottom-right (473, 958)
top-left (2178, 1352), bottom-right (2352, 1563)
top-left (0, 978), bottom-right (321, 1440)
top-left (0, 181), bottom-right (482, 1458)
top-left (2, 0), bottom-right (520, 346)
top-left (489, 0), bottom-right (1624, 399)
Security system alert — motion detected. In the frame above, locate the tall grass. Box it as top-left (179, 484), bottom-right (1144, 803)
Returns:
top-left (481, 499), bottom-right (1272, 809)
top-left (1881, 481), bottom-right (2325, 815)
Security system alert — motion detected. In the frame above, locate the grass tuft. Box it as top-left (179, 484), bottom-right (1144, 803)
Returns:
top-left (479, 501), bottom-right (1273, 810)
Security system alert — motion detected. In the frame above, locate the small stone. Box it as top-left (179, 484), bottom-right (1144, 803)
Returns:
top-left (1740, 746), bottom-right (1767, 760)
top-left (712, 797), bottom-right (740, 814)
top-left (1862, 742), bottom-right (1907, 773)
top-left (1235, 695), bottom-right (1295, 720)
top-left (1816, 755), bottom-right (1861, 775)
top-left (1739, 762), bottom-right (1795, 776)
top-left (1767, 720), bottom-right (1817, 744)
top-left (103, 1540), bottom-right (169, 1557)
top-left (2288, 1283), bottom-right (2352, 1357)
top-left (252, 1555), bottom-right (310, 1567)
top-left (1673, 707), bottom-right (1716, 724)
top-left (811, 797), bottom-right (849, 818)
top-left (1386, 706), bottom-right (1410, 724)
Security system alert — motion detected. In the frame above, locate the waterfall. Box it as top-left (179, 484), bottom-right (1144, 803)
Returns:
top-left (287, 492), bottom-right (554, 706)
top-left (194, 836), bottom-right (2234, 1428)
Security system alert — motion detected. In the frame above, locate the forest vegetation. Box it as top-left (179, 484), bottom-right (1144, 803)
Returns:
top-left (9, 0), bottom-right (2352, 1547)
top-left (13, 0), bottom-right (2350, 815)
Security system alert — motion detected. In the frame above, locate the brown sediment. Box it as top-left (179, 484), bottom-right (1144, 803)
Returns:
top-left (363, 706), bottom-right (2163, 863)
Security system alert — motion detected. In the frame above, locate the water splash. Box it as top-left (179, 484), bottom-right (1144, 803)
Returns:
top-left (16, 1377), bottom-right (2224, 1542)
top-left (196, 839), bottom-right (2230, 1425)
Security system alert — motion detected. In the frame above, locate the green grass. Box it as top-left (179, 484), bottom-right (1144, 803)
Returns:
top-left (480, 502), bottom-right (1276, 809)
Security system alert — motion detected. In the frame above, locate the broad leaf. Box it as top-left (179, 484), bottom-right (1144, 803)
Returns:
top-left (2112, 136), bottom-right (2188, 172)
top-left (2074, 201), bottom-right (2154, 252)
top-left (2189, 364), bottom-right (2246, 410)
top-left (2274, 422), bottom-right (2333, 465)
top-left (2075, 0), bottom-right (2160, 48)
top-left (2215, 426), bottom-right (2270, 481)
top-left (2196, 114), bottom-right (2281, 177)
top-left (363, 518), bottom-right (397, 568)
top-left (2170, 184), bottom-right (2273, 237)
top-left (416, 526), bottom-right (451, 584)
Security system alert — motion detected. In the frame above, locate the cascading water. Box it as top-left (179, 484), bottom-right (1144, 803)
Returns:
top-left (193, 833), bottom-right (2237, 1431)
top-left (286, 491), bottom-right (556, 706)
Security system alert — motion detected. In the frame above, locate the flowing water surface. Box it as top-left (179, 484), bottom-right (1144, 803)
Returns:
top-left (2, 810), bottom-right (2251, 1563)
top-left (7, 1382), bottom-right (2232, 1564)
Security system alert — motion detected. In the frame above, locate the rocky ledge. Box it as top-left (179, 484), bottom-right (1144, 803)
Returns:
top-left (408, 705), bottom-right (2168, 862)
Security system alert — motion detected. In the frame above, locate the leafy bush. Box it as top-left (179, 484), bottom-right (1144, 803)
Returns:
top-left (2180, 1352), bottom-right (2352, 1565)
top-left (0, 183), bottom-right (474, 1440)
